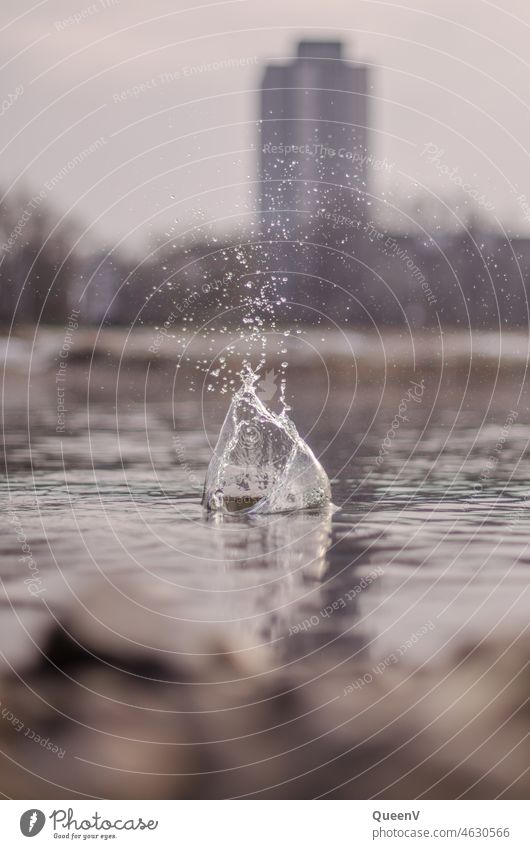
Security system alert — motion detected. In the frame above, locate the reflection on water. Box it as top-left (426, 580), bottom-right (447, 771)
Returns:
top-left (208, 509), bottom-right (335, 651)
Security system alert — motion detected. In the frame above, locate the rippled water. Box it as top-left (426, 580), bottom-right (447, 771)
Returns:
top-left (1, 329), bottom-right (530, 680)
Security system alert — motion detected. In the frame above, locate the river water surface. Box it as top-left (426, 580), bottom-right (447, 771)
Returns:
top-left (2, 328), bottom-right (529, 679)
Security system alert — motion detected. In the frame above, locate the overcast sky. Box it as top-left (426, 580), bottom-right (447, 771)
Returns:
top-left (1, 0), bottom-right (529, 254)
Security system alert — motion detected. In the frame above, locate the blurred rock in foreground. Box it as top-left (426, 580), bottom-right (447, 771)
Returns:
top-left (0, 584), bottom-right (528, 799)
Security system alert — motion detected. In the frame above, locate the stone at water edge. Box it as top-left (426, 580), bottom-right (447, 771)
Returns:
top-left (202, 377), bottom-right (331, 514)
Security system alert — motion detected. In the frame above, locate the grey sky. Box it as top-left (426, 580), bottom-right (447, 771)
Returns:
top-left (1, 0), bottom-right (529, 254)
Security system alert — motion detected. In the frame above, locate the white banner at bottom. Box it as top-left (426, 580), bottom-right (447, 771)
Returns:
top-left (1, 800), bottom-right (527, 848)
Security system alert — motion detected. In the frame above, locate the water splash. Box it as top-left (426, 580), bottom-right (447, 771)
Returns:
top-left (203, 369), bottom-right (331, 514)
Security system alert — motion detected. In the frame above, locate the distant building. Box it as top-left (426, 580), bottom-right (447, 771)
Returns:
top-left (255, 41), bottom-right (530, 329)
top-left (258, 39), bottom-right (372, 303)
top-left (259, 40), bottom-right (370, 214)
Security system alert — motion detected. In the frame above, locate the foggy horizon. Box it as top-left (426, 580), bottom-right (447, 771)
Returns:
top-left (1, 0), bottom-right (530, 255)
